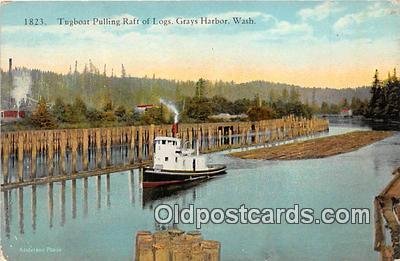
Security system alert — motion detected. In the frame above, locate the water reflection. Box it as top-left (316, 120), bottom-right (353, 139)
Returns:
top-left (3, 191), bottom-right (10, 239)
top-left (1, 169), bottom-right (208, 237)
top-left (48, 183), bottom-right (53, 228)
top-left (72, 179), bottom-right (77, 219)
top-left (128, 170), bottom-right (135, 205)
top-left (83, 178), bottom-right (88, 217)
top-left (60, 181), bottom-right (66, 226)
top-left (31, 186), bottom-right (36, 232)
top-left (106, 174), bottom-right (111, 208)
top-left (141, 179), bottom-right (208, 209)
top-left (18, 188), bottom-right (24, 234)
top-left (1, 124), bottom-right (399, 261)
top-left (96, 176), bottom-right (101, 209)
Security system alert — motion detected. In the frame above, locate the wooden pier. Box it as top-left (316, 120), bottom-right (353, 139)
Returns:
top-left (135, 229), bottom-right (220, 261)
top-left (374, 167), bottom-right (400, 261)
top-left (1, 116), bottom-right (329, 190)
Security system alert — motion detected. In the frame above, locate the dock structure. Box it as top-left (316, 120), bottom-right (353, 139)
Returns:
top-left (135, 229), bottom-right (220, 261)
top-left (1, 116), bottom-right (329, 190)
top-left (374, 167), bottom-right (400, 261)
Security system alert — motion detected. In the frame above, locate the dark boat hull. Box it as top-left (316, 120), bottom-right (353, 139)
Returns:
top-left (143, 165), bottom-right (226, 188)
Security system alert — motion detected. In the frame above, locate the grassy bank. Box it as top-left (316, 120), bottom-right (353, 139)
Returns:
top-left (230, 130), bottom-right (393, 160)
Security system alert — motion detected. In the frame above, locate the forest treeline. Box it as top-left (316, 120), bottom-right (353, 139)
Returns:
top-left (2, 63), bottom-right (396, 130)
top-left (1, 62), bottom-right (370, 110)
top-left (24, 78), bottom-right (316, 129)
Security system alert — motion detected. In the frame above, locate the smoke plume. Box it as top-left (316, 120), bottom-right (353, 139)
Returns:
top-left (12, 70), bottom-right (31, 108)
top-left (160, 98), bottom-right (179, 123)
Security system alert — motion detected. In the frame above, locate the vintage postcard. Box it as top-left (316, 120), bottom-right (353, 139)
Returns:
top-left (0, 1), bottom-right (399, 260)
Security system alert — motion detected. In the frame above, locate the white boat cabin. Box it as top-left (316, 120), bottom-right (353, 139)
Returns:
top-left (153, 136), bottom-right (208, 172)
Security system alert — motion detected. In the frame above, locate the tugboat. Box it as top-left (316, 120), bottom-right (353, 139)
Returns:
top-left (143, 123), bottom-right (226, 188)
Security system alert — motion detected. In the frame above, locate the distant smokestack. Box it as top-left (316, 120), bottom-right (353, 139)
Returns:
top-left (8, 58), bottom-right (13, 108)
top-left (172, 123), bottom-right (178, 137)
top-left (8, 58), bottom-right (12, 73)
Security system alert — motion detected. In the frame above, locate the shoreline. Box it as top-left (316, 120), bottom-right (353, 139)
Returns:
top-left (230, 130), bottom-right (394, 160)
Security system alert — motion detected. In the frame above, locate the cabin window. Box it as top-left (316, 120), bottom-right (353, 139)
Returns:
top-left (162, 140), bottom-right (166, 144)
top-left (165, 157), bottom-right (168, 161)
top-left (175, 157), bottom-right (178, 162)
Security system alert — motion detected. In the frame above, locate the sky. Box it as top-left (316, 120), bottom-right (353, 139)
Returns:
top-left (0, 1), bottom-right (399, 88)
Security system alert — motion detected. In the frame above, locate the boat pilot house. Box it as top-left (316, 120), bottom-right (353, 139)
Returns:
top-left (153, 137), bottom-right (206, 172)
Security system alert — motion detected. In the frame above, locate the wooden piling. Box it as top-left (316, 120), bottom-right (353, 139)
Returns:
top-left (95, 129), bottom-right (102, 169)
top-left (135, 231), bottom-right (153, 261)
top-left (2, 138), bottom-right (10, 183)
top-left (71, 129), bottom-right (78, 174)
top-left (138, 127), bottom-right (143, 162)
top-left (17, 134), bottom-right (24, 181)
top-left (202, 240), bottom-right (220, 261)
top-left (31, 133), bottom-right (37, 179)
top-left (106, 129), bottom-right (112, 166)
top-left (149, 125), bottom-right (155, 159)
top-left (47, 131), bottom-right (54, 176)
top-left (60, 131), bottom-right (67, 174)
top-left (82, 129), bottom-right (89, 171)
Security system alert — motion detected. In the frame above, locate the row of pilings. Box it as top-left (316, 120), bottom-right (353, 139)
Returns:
top-left (1, 116), bottom-right (329, 187)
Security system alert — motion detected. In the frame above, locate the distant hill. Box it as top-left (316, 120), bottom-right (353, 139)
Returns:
top-left (216, 80), bottom-right (371, 106)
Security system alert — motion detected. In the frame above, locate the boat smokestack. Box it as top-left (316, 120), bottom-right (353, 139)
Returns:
top-left (172, 123), bottom-right (178, 137)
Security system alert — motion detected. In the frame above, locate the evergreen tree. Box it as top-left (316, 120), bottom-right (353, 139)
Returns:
top-left (385, 69), bottom-right (400, 121)
top-left (280, 88), bottom-right (289, 103)
top-left (247, 105), bottom-right (274, 121)
top-left (114, 105), bottom-right (127, 121)
top-left (368, 69), bottom-right (381, 118)
top-left (289, 87), bottom-right (300, 103)
top-left (52, 97), bottom-right (66, 122)
top-left (121, 64), bottom-right (126, 78)
top-left (367, 68), bottom-right (399, 121)
top-left (73, 97), bottom-right (87, 115)
top-left (320, 102), bottom-right (329, 114)
top-left (195, 78), bottom-right (206, 98)
top-left (30, 97), bottom-right (56, 129)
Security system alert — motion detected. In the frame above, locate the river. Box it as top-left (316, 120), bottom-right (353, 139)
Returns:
top-left (1, 120), bottom-right (399, 260)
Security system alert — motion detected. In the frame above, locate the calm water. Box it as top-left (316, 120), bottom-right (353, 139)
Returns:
top-left (1, 121), bottom-right (400, 261)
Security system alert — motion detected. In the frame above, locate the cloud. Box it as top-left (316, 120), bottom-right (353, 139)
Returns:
top-left (298, 1), bottom-right (341, 21)
top-left (333, 2), bottom-right (398, 32)
top-left (2, 30), bottom-right (398, 88)
top-left (1, 6), bottom-right (398, 88)
top-left (267, 21), bottom-right (312, 37)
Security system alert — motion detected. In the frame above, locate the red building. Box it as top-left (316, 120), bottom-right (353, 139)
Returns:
top-left (0, 110), bottom-right (25, 119)
top-left (135, 104), bottom-right (155, 113)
